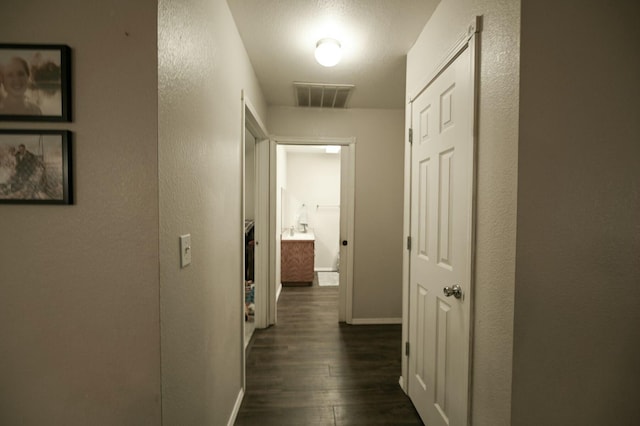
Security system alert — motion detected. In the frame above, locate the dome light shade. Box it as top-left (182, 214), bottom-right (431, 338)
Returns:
top-left (315, 38), bottom-right (342, 67)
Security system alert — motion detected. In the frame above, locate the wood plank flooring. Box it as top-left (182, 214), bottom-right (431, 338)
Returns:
top-left (235, 280), bottom-right (423, 425)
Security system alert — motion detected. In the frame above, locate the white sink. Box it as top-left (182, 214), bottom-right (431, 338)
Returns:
top-left (282, 231), bottom-right (315, 241)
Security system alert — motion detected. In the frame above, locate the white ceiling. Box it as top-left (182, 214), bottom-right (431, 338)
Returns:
top-left (227, 0), bottom-right (439, 109)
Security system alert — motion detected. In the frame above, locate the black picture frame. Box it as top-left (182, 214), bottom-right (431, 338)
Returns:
top-left (0, 44), bottom-right (71, 122)
top-left (0, 130), bottom-right (73, 204)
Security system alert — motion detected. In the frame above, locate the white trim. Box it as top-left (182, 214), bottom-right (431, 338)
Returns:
top-left (466, 21), bottom-right (481, 425)
top-left (399, 376), bottom-right (406, 393)
top-left (350, 317), bottom-right (403, 325)
top-left (243, 92), bottom-right (269, 139)
top-left (240, 94), bottom-right (247, 393)
top-left (342, 144), bottom-right (356, 324)
top-left (408, 16), bottom-right (481, 104)
top-left (400, 95), bottom-right (413, 393)
top-left (272, 135), bottom-right (356, 146)
top-left (268, 140), bottom-right (278, 325)
top-left (254, 138), bottom-right (270, 329)
top-left (227, 388), bottom-right (244, 426)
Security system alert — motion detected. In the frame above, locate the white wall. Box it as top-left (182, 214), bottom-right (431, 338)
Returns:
top-left (158, 0), bottom-right (267, 424)
top-left (0, 1), bottom-right (161, 424)
top-left (269, 107), bottom-right (405, 320)
top-left (405, 1), bottom-right (520, 425)
top-left (285, 151), bottom-right (341, 271)
top-left (512, 1), bottom-right (640, 425)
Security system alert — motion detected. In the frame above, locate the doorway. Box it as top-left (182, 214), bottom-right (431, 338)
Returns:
top-left (268, 137), bottom-right (356, 325)
top-left (277, 144), bottom-right (341, 291)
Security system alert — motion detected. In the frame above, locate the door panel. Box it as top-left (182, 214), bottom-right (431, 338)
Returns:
top-left (418, 158), bottom-right (430, 259)
top-left (435, 298), bottom-right (451, 420)
top-left (438, 148), bottom-right (454, 269)
top-left (408, 43), bottom-right (474, 426)
top-left (415, 284), bottom-right (429, 390)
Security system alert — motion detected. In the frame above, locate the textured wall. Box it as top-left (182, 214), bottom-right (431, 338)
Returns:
top-left (405, 0), bottom-right (520, 424)
top-left (268, 107), bottom-right (405, 320)
top-left (0, 1), bottom-right (161, 424)
top-left (158, 0), bottom-right (267, 424)
top-left (512, 1), bottom-right (640, 425)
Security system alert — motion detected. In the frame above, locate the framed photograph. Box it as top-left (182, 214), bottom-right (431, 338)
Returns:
top-left (0, 44), bottom-right (71, 122)
top-left (0, 130), bottom-right (73, 204)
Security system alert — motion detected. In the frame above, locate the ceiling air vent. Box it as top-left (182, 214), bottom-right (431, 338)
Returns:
top-left (294, 82), bottom-right (355, 108)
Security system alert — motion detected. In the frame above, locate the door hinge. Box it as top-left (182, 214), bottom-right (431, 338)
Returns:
top-left (405, 341), bottom-right (410, 357)
top-left (407, 236), bottom-right (412, 251)
top-left (408, 128), bottom-right (413, 144)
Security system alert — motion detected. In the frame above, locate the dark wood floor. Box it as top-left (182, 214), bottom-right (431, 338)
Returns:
top-left (235, 280), bottom-right (424, 425)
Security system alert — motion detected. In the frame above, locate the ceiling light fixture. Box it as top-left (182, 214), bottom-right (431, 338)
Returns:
top-left (315, 38), bottom-right (342, 67)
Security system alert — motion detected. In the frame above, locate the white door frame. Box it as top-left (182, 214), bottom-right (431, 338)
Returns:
top-left (240, 91), bottom-right (269, 391)
top-left (400, 15), bottom-right (480, 409)
top-left (268, 136), bottom-right (356, 324)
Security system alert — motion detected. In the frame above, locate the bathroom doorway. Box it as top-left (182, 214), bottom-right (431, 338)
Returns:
top-left (279, 144), bottom-right (341, 289)
top-left (269, 137), bottom-right (355, 324)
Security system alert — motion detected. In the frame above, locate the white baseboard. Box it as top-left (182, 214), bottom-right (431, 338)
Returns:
top-left (276, 283), bottom-right (282, 301)
top-left (227, 388), bottom-right (244, 426)
top-left (398, 375), bottom-right (406, 393)
top-left (350, 317), bottom-right (402, 325)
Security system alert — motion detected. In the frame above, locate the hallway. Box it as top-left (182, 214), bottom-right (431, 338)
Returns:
top-left (236, 283), bottom-right (423, 425)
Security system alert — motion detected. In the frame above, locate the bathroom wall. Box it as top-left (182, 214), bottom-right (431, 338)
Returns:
top-left (285, 150), bottom-right (341, 271)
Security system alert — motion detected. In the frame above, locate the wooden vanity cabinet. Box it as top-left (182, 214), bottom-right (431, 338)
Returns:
top-left (281, 239), bottom-right (315, 285)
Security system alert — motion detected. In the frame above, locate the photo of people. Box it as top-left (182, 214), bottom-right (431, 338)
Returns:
top-left (0, 45), bottom-right (70, 120)
top-left (0, 132), bottom-right (71, 203)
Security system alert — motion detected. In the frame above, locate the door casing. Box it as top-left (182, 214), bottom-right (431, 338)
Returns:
top-left (269, 136), bottom-right (356, 324)
top-left (240, 92), bottom-right (269, 392)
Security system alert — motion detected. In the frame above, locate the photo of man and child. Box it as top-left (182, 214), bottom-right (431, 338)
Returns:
top-left (0, 133), bottom-right (67, 202)
top-left (0, 47), bottom-right (64, 117)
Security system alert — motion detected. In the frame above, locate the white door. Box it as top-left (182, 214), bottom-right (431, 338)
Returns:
top-left (254, 137), bottom-right (270, 328)
top-left (408, 42), bottom-right (475, 425)
top-left (339, 143), bottom-right (355, 323)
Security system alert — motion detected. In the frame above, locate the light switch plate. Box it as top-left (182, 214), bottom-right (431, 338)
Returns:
top-left (180, 234), bottom-right (191, 267)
